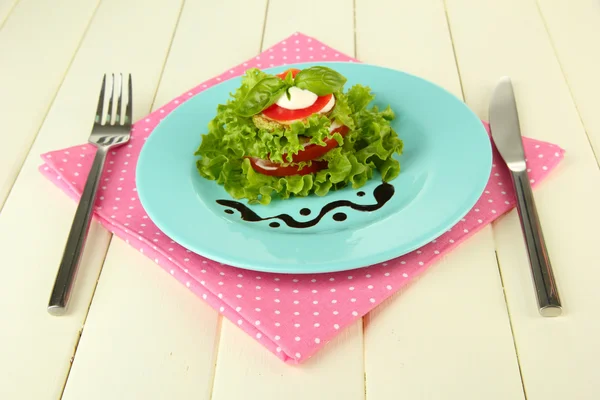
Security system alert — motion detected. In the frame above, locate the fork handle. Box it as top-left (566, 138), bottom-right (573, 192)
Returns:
top-left (48, 147), bottom-right (107, 315)
top-left (511, 169), bottom-right (562, 317)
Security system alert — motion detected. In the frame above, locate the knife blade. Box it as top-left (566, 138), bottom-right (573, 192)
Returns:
top-left (489, 76), bottom-right (562, 317)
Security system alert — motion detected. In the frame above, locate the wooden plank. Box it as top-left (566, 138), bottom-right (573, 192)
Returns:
top-left (445, 0), bottom-right (600, 398)
top-left (356, 1), bottom-right (525, 398)
top-left (0, 0), bottom-right (19, 27)
top-left (62, 240), bottom-right (221, 400)
top-left (0, 0), bottom-right (191, 398)
top-left (210, 2), bottom-right (364, 400)
top-left (262, 0), bottom-right (354, 56)
top-left (536, 0), bottom-right (600, 162)
top-left (212, 319), bottom-right (364, 400)
top-left (59, 0), bottom-right (268, 398)
top-left (0, 0), bottom-right (100, 208)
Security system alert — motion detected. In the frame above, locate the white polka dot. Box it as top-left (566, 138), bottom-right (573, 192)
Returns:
top-left (333, 311), bottom-right (339, 315)
top-left (255, 320), bottom-right (260, 326)
top-left (370, 298), bottom-right (376, 303)
top-left (275, 322), bottom-right (281, 327)
top-left (352, 311), bottom-right (358, 316)
top-left (311, 289), bottom-right (318, 293)
top-left (314, 323), bottom-right (320, 327)
top-left (235, 306), bottom-right (242, 312)
top-left (367, 285), bottom-right (373, 289)
top-left (330, 288), bottom-right (336, 293)
top-left (293, 289), bottom-right (299, 294)
top-left (274, 288), bottom-right (280, 292)
top-left (276, 347), bottom-right (281, 353)
top-left (384, 272), bottom-right (390, 277)
top-left (237, 319), bottom-right (243, 325)
top-left (334, 324), bottom-right (340, 330)
top-left (351, 298), bottom-right (356, 302)
top-left (256, 333), bottom-right (262, 339)
top-left (314, 312), bottom-right (319, 316)
top-left (295, 336), bottom-right (301, 341)
top-left (315, 338), bottom-right (321, 344)
top-left (185, 281), bottom-right (190, 287)
top-left (294, 313), bottom-right (299, 317)
top-left (295, 353), bottom-right (301, 359)
top-left (348, 276), bottom-right (353, 280)
top-left (331, 300), bottom-right (337, 304)
top-left (402, 273), bottom-right (408, 278)
top-left (274, 310), bottom-right (280, 314)
top-left (293, 300), bottom-right (299, 304)
top-left (275, 335), bottom-right (280, 340)
top-left (349, 286), bottom-right (355, 291)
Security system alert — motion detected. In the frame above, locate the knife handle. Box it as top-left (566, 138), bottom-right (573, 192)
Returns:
top-left (511, 170), bottom-right (562, 317)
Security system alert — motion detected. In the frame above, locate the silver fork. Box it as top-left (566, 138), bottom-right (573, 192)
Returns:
top-left (48, 73), bottom-right (133, 316)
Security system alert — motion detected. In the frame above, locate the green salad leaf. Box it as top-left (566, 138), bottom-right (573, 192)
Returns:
top-left (234, 76), bottom-right (288, 117)
top-left (194, 68), bottom-right (403, 205)
top-left (294, 66), bottom-right (347, 96)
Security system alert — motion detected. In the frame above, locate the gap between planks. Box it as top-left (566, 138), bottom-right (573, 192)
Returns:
top-left (494, 251), bottom-right (529, 400)
top-left (442, 2), bottom-right (527, 399)
top-left (0, 0), bottom-right (20, 30)
top-left (0, 0), bottom-right (102, 213)
top-left (58, 232), bottom-right (113, 399)
top-left (533, 0), bottom-right (600, 170)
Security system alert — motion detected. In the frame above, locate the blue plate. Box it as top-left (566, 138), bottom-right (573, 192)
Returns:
top-left (136, 62), bottom-right (491, 274)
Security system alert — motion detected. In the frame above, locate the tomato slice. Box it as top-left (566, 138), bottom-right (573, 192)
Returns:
top-left (283, 125), bottom-right (350, 163)
top-left (276, 68), bottom-right (300, 79)
top-left (262, 93), bottom-right (333, 122)
top-left (248, 157), bottom-right (327, 177)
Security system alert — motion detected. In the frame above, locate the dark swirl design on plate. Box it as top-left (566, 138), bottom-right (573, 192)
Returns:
top-left (217, 182), bottom-right (395, 229)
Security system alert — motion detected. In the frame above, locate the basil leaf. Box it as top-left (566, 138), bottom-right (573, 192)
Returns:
top-left (294, 66), bottom-right (347, 96)
top-left (283, 70), bottom-right (295, 86)
top-left (235, 76), bottom-right (288, 117)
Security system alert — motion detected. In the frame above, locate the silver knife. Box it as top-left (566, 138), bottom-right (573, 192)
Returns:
top-left (489, 76), bottom-right (562, 317)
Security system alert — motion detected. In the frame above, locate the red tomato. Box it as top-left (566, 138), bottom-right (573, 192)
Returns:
top-left (276, 68), bottom-right (301, 79)
top-left (283, 125), bottom-right (350, 162)
top-left (248, 157), bottom-right (328, 177)
top-left (262, 93), bottom-right (333, 122)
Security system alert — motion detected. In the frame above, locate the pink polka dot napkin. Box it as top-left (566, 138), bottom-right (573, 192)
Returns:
top-left (39, 32), bottom-right (564, 364)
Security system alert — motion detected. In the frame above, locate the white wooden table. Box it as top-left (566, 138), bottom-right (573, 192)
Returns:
top-left (1, 0), bottom-right (599, 399)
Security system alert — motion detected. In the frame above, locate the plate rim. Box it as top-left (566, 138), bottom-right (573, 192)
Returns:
top-left (136, 61), bottom-right (492, 274)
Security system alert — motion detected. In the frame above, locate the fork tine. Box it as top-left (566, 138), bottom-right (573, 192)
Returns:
top-left (106, 73), bottom-right (115, 125)
top-left (126, 74), bottom-right (133, 125)
top-left (95, 74), bottom-right (106, 124)
top-left (116, 73), bottom-right (123, 125)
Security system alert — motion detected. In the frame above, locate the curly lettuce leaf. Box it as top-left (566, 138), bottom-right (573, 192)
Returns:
top-left (195, 82), bottom-right (404, 205)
